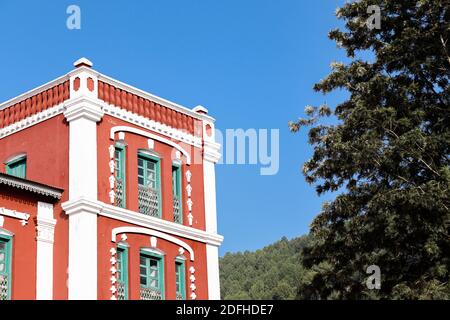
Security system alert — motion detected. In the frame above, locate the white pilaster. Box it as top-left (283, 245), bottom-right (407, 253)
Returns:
top-left (63, 63), bottom-right (104, 300)
top-left (206, 244), bottom-right (220, 300)
top-left (62, 198), bottom-right (102, 300)
top-left (200, 115), bottom-right (222, 300)
top-left (35, 202), bottom-right (56, 300)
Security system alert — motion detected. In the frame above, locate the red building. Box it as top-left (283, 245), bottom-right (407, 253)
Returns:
top-left (0, 58), bottom-right (223, 300)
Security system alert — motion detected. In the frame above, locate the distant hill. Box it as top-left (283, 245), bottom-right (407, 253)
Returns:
top-left (219, 235), bottom-right (311, 300)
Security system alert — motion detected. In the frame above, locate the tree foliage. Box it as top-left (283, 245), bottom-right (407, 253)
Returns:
top-left (220, 236), bottom-right (311, 300)
top-left (289, 0), bottom-right (450, 299)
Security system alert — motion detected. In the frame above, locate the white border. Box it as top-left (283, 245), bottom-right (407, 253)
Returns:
top-left (111, 226), bottom-right (195, 261)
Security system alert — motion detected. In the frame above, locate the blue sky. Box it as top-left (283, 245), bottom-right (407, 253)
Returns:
top-left (0, 0), bottom-right (348, 255)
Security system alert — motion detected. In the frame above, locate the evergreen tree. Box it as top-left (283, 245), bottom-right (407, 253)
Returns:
top-left (289, 0), bottom-right (450, 299)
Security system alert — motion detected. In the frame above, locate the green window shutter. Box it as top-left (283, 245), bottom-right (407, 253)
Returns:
top-left (139, 252), bottom-right (165, 300)
top-left (6, 157), bottom-right (26, 179)
top-left (137, 154), bottom-right (161, 218)
top-left (116, 245), bottom-right (128, 300)
top-left (115, 145), bottom-right (126, 208)
top-left (175, 260), bottom-right (186, 300)
top-left (172, 165), bottom-right (182, 224)
top-left (0, 235), bottom-right (12, 300)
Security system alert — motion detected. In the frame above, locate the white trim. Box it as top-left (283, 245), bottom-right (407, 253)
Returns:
top-left (0, 98), bottom-right (203, 149)
top-left (62, 198), bottom-right (224, 247)
top-left (140, 247), bottom-right (166, 257)
top-left (110, 126), bottom-right (193, 165)
top-left (0, 207), bottom-right (30, 222)
top-left (101, 101), bottom-right (202, 147)
top-left (3, 153), bottom-right (26, 165)
top-left (112, 226), bottom-right (195, 261)
top-left (0, 228), bottom-right (14, 237)
top-left (0, 102), bottom-right (66, 140)
top-left (206, 244), bottom-right (221, 300)
top-left (35, 202), bottom-right (56, 300)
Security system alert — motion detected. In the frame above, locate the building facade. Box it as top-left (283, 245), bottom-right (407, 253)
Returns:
top-left (0, 58), bottom-right (223, 300)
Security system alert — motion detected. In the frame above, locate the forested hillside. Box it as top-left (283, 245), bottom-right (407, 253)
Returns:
top-left (219, 235), bottom-right (310, 300)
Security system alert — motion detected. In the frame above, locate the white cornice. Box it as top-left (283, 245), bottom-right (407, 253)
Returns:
top-left (62, 198), bottom-right (224, 247)
top-left (204, 140), bottom-right (221, 163)
top-left (63, 97), bottom-right (105, 122)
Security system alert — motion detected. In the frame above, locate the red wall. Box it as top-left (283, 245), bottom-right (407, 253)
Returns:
top-left (96, 115), bottom-right (210, 299)
top-left (0, 115), bottom-right (69, 299)
top-left (0, 188), bottom-right (38, 299)
top-left (97, 115), bottom-right (207, 231)
top-left (97, 216), bottom-right (209, 300)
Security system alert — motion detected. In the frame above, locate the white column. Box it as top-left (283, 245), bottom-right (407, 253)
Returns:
top-left (200, 113), bottom-right (222, 300)
top-left (35, 202), bottom-right (56, 300)
top-left (63, 65), bottom-right (104, 300)
top-left (62, 199), bottom-right (102, 300)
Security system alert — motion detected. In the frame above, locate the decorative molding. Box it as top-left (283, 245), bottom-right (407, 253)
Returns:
top-left (36, 202), bottom-right (56, 300)
top-left (0, 75), bottom-right (69, 111)
top-left (141, 247), bottom-right (166, 256)
top-left (35, 219), bottom-right (56, 243)
top-left (189, 265), bottom-right (197, 300)
top-left (62, 198), bottom-right (224, 246)
top-left (0, 173), bottom-right (63, 199)
top-left (111, 226), bottom-right (195, 261)
top-left (103, 102), bottom-right (203, 147)
top-left (97, 73), bottom-right (214, 122)
top-left (185, 170), bottom-right (194, 226)
top-left (110, 126), bottom-right (194, 164)
top-left (203, 140), bottom-right (221, 164)
top-left (0, 103), bottom-right (65, 140)
top-left (150, 236), bottom-right (157, 247)
top-left (0, 207), bottom-right (30, 222)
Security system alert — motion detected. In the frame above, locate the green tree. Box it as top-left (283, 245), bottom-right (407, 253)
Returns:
top-left (220, 236), bottom-right (311, 300)
top-left (290, 0), bottom-right (450, 299)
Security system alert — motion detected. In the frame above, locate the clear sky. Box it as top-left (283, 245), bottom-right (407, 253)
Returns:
top-left (0, 0), bottom-right (348, 255)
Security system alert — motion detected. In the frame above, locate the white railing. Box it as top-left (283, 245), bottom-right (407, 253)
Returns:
top-left (138, 185), bottom-right (159, 217)
top-left (0, 274), bottom-right (9, 300)
top-left (116, 178), bottom-right (125, 208)
top-left (140, 286), bottom-right (163, 300)
top-left (173, 195), bottom-right (181, 223)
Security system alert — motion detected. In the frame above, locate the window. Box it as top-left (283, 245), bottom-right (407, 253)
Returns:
top-left (116, 245), bottom-right (128, 300)
top-left (0, 235), bottom-right (12, 300)
top-left (172, 165), bottom-right (182, 224)
top-left (139, 252), bottom-right (164, 300)
top-left (6, 156), bottom-right (26, 179)
top-left (175, 260), bottom-right (186, 300)
top-left (115, 145), bottom-right (126, 208)
top-left (137, 154), bottom-right (161, 218)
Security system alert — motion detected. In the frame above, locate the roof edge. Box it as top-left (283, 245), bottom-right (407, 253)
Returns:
top-left (0, 173), bottom-right (64, 200)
